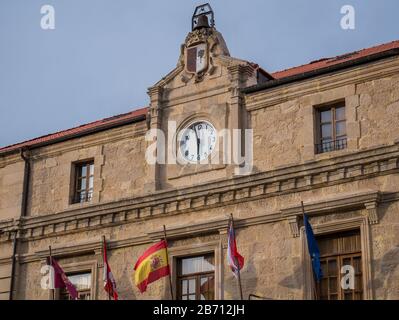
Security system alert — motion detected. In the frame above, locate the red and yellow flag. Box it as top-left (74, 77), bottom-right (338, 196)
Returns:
top-left (134, 240), bottom-right (170, 293)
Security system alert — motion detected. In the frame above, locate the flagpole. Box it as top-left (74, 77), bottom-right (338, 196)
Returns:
top-left (102, 236), bottom-right (111, 301)
top-left (163, 225), bottom-right (174, 300)
top-left (301, 201), bottom-right (319, 300)
top-left (49, 245), bottom-right (55, 300)
top-left (230, 214), bottom-right (244, 300)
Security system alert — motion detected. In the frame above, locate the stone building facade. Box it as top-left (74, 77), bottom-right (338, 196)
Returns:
top-left (0, 7), bottom-right (399, 300)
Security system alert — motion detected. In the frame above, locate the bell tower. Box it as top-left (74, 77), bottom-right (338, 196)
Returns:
top-left (192, 3), bottom-right (215, 31)
top-left (144, 4), bottom-right (271, 193)
top-left (179, 3), bottom-right (230, 83)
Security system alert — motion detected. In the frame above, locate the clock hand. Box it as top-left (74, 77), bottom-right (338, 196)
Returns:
top-left (195, 127), bottom-right (200, 160)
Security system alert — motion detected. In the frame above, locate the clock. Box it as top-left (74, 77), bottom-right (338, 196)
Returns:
top-left (179, 120), bottom-right (217, 162)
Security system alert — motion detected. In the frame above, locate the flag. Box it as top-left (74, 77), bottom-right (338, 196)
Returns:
top-left (227, 218), bottom-right (244, 277)
top-left (103, 239), bottom-right (118, 300)
top-left (304, 214), bottom-right (323, 282)
top-left (134, 240), bottom-right (170, 293)
top-left (47, 257), bottom-right (79, 300)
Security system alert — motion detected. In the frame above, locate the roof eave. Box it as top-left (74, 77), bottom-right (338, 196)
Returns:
top-left (242, 48), bottom-right (399, 94)
top-left (0, 113), bottom-right (147, 157)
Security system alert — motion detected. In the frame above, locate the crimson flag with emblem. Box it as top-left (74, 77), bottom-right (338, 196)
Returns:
top-left (103, 237), bottom-right (118, 300)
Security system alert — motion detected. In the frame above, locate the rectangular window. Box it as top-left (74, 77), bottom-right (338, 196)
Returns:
top-left (72, 160), bottom-right (94, 204)
top-left (177, 253), bottom-right (215, 300)
top-left (59, 272), bottom-right (92, 300)
top-left (317, 230), bottom-right (363, 300)
top-left (315, 102), bottom-right (347, 154)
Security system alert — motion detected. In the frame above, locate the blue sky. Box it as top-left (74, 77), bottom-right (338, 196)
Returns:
top-left (0, 0), bottom-right (398, 147)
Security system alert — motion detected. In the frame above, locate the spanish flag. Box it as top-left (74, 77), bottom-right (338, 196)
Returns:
top-left (134, 240), bottom-right (170, 293)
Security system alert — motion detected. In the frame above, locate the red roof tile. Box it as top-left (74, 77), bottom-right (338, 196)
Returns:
top-left (0, 107), bottom-right (148, 154)
top-left (271, 40), bottom-right (399, 79)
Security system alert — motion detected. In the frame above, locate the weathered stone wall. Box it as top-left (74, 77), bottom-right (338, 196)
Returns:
top-left (11, 171), bottom-right (399, 300)
top-left (0, 160), bottom-right (24, 220)
top-left (249, 72), bottom-right (399, 173)
top-left (224, 222), bottom-right (303, 300)
top-left (16, 261), bottom-right (46, 300)
top-left (357, 75), bottom-right (399, 149)
top-left (0, 240), bottom-right (13, 300)
top-left (24, 121), bottom-right (148, 216)
top-left (100, 134), bottom-right (147, 203)
top-left (370, 200), bottom-right (399, 300)
top-left (14, 205), bottom-right (399, 300)
top-left (1, 48), bottom-right (398, 301)
top-left (251, 100), bottom-right (304, 170)
top-left (5, 53), bottom-right (397, 221)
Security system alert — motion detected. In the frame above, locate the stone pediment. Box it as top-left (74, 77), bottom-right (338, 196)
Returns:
top-left (150, 27), bottom-right (259, 92)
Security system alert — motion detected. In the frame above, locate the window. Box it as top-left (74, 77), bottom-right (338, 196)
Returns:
top-left (315, 102), bottom-right (347, 154)
top-left (72, 161), bottom-right (94, 204)
top-left (317, 230), bottom-right (363, 300)
top-left (177, 253), bottom-right (215, 300)
top-left (59, 272), bottom-right (92, 300)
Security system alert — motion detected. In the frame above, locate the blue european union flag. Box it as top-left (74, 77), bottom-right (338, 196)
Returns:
top-left (304, 214), bottom-right (323, 282)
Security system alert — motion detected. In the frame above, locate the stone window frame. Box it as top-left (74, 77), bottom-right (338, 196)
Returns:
top-left (47, 260), bottom-right (98, 300)
top-left (301, 216), bottom-right (373, 300)
top-left (70, 159), bottom-right (94, 204)
top-left (168, 240), bottom-right (223, 300)
top-left (67, 152), bottom-right (104, 208)
top-left (314, 100), bottom-right (347, 154)
top-left (302, 84), bottom-right (360, 162)
top-left (176, 253), bottom-right (215, 300)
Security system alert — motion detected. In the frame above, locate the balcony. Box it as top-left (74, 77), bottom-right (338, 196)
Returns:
top-left (315, 138), bottom-right (347, 154)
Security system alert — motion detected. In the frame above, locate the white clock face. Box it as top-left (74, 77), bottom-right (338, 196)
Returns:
top-left (179, 121), bottom-right (217, 163)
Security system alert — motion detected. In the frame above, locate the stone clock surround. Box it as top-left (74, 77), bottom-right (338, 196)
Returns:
top-left (167, 106), bottom-right (229, 181)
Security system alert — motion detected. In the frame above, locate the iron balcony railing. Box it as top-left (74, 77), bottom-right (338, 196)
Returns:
top-left (315, 137), bottom-right (347, 154)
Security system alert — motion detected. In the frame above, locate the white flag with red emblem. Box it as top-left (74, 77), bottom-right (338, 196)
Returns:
top-left (103, 238), bottom-right (118, 300)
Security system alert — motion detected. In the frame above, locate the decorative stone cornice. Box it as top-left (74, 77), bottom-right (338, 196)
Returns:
top-left (151, 66), bottom-right (184, 89)
top-left (364, 201), bottom-right (379, 224)
top-left (228, 64), bottom-right (255, 81)
top-left (14, 188), bottom-right (388, 263)
top-left (0, 143), bottom-right (398, 243)
top-left (18, 214), bottom-right (271, 264)
top-left (288, 216), bottom-right (300, 238)
top-left (0, 257), bottom-right (12, 265)
top-left (34, 240), bottom-right (103, 261)
top-left (228, 64), bottom-right (256, 98)
top-left (147, 217), bottom-right (231, 242)
top-left (282, 190), bottom-right (382, 237)
top-left (281, 190), bottom-right (380, 217)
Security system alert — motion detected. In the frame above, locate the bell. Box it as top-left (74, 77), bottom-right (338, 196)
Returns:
top-left (194, 14), bottom-right (210, 30)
